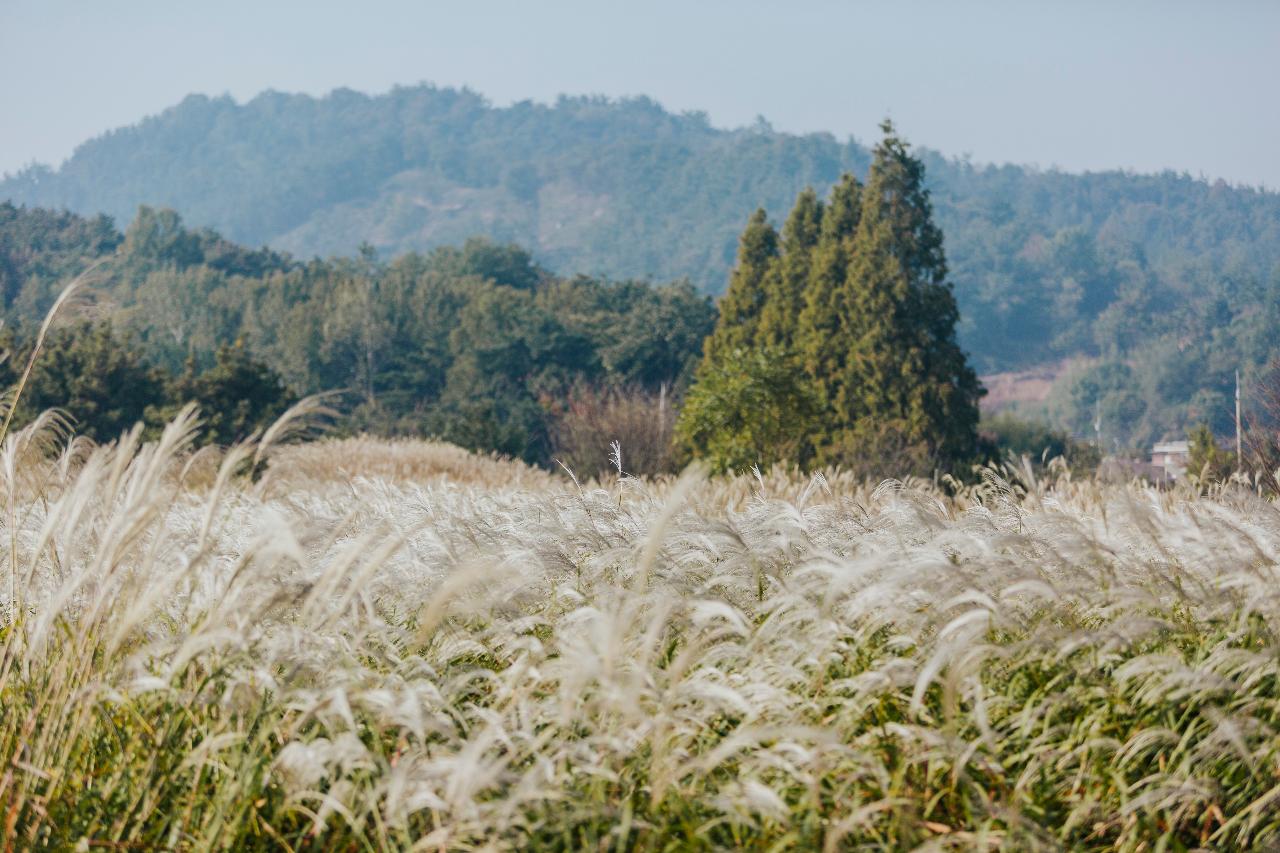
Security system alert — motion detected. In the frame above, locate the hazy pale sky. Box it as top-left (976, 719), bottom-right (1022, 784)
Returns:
top-left (4, 0), bottom-right (1278, 187)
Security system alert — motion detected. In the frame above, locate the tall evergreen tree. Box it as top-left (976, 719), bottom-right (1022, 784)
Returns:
top-left (683, 126), bottom-right (981, 475)
top-left (700, 209), bottom-right (778, 365)
top-left (820, 121), bottom-right (982, 467)
top-left (758, 188), bottom-right (823, 349)
top-left (796, 173), bottom-right (862, 404)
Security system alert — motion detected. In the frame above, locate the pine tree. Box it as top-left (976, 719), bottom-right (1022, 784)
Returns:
top-left (758, 188), bottom-right (822, 349)
top-left (820, 121), bottom-right (982, 468)
top-left (700, 208), bottom-right (778, 365)
top-left (796, 173), bottom-right (862, 406)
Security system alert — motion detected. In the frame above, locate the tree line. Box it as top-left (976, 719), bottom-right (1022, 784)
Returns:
top-left (0, 203), bottom-right (714, 469)
top-left (5, 106), bottom-right (1280, 466)
top-left (0, 327), bottom-right (294, 446)
top-left (5, 85), bottom-right (1280, 452)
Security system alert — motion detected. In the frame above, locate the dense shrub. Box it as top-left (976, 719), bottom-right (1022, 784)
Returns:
top-left (547, 383), bottom-right (677, 478)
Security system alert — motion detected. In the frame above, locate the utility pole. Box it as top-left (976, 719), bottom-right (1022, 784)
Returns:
top-left (1236, 369), bottom-right (1243, 470)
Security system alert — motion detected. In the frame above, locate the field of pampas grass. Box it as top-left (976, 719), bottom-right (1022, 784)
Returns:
top-left (4, 409), bottom-right (1280, 851)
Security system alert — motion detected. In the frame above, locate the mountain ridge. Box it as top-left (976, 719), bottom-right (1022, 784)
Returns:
top-left (4, 84), bottom-right (1280, 429)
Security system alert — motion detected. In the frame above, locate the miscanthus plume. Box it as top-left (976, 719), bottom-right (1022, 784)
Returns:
top-left (3, 409), bottom-right (1280, 850)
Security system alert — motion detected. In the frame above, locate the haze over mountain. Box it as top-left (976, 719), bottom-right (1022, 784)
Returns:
top-left (6, 3), bottom-right (1278, 188)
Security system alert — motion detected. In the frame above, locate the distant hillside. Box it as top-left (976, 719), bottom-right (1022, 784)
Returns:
top-left (6, 85), bottom-right (1280, 382)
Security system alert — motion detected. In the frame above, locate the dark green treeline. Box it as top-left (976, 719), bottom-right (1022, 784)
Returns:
top-left (0, 203), bottom-right (716, 462)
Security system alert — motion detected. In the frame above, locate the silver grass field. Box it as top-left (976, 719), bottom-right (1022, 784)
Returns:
top-left (3, 408), bottom-right (1280, 850)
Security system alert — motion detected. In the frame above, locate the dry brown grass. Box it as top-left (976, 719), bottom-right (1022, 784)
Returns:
top-left (264, 433), bottom-right (560, 491)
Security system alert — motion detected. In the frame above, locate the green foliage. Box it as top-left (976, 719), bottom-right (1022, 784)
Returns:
top-left (797, 173), bottom-right (861, 408)
top-left (0, 204), bottom-right (716, 464)
top-left (421, 284), bottom-right (570, 461)
top-left (585, 281), bottom-right (715, 388)
top-left (167, 343), bottom-right (297, 445)
top-left (6, 322), bottom-right (170, 442)
top-left (699, 209), bottom-right (777, 365)
top-left (0, 322), bottom-right (294, 447)
top-left (675, 347), bottom-right (822, 474)
top-left (429, 237), bottom-right (545, 290)
top-left (1188, 422), bottom-right (1235, 482)
top-left (757, 187), bottom-right (822, 349)
top-left (981, 412), bottom-right (1101, 473)
top-left (1044, 268), bottom-right (1280, 449)
top-left (123, 206), bottom-right (203, 266)
top-left (1053, 360), bottom-right (1146, 451)
top-left (807, 122), bottom-right (982, 468)
top-left (0, 203), bottom-right (120, 316)
top-left (688, 124), bottom-right (982, 476)
top-left (431, 369), bottom-right (551, 463)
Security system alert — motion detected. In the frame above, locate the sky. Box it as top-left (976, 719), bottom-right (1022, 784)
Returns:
top-left (3, 0), bottom-right (1279, 187)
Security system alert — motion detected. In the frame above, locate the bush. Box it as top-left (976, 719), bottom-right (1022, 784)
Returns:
top-left (675, 347), bottom-right (822, 474)
top-left (164, 342), bottom-right (296, 445)
top-left (547, 383), bottom-right (676, 479)
top-left (981, 411), bottom-right (1101, 475)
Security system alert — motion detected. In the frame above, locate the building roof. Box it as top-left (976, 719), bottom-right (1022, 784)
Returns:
top-left (1152, 441), bottom-right (1190, 454)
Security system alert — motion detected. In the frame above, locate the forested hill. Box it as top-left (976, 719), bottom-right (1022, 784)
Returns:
top-left (5, 85), bottom-right (1280, 380)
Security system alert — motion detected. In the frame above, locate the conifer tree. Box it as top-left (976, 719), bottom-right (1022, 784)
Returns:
top-left (820, 121), bottom-right (982, 467)
top-left (699, 208), bottom-right (778, 365)
top-left (680, 208), bottom-right (808, 469)
top-left (683, 123), bottom-right (981, 475)
top-left (758, 188), bottom-right (823, 349)
top-left (796, 173), bottom-right (862, 404)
